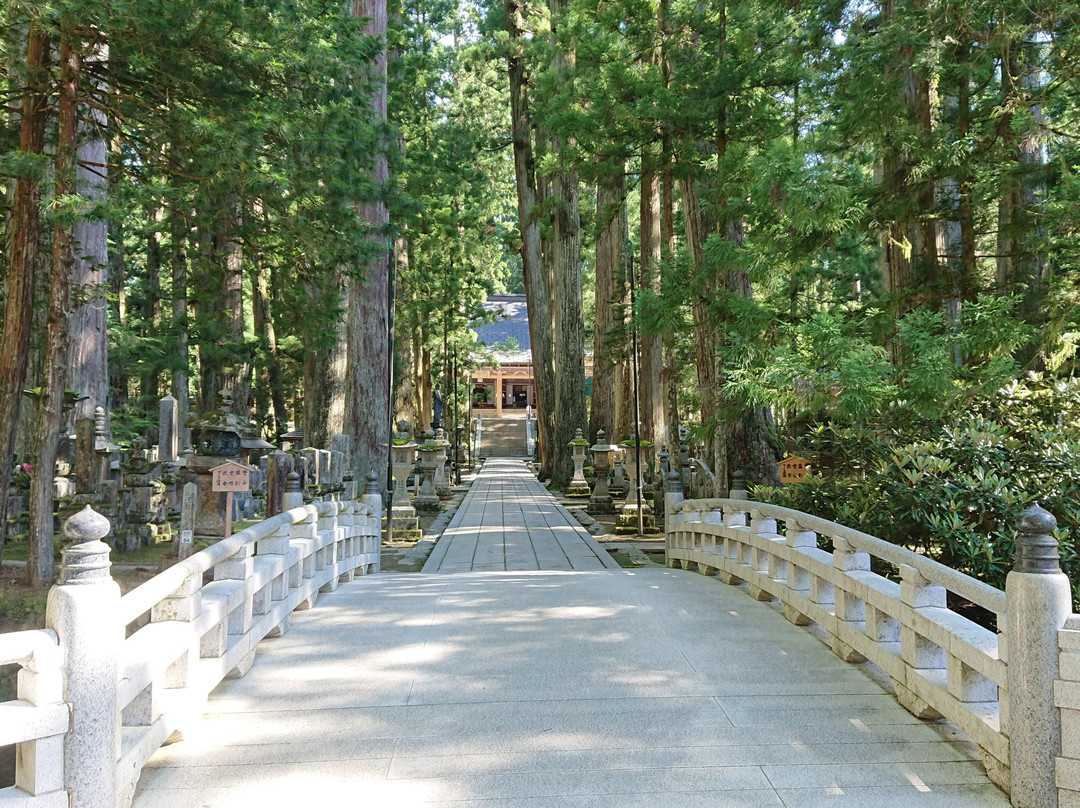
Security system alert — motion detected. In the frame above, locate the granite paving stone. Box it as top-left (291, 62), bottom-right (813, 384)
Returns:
top-left (131, 457), bottom-right (1009, 808)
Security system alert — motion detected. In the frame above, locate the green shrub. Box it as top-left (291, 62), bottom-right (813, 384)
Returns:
top-left (754, 373), bottom-right (1080, 603)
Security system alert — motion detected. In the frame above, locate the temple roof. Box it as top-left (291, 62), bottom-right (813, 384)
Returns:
top-left (473, 294), bottom-right (531, 364)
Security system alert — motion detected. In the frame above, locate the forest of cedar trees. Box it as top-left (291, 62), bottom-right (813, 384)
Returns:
top-left (0, 0), bottom-right (1077, 597)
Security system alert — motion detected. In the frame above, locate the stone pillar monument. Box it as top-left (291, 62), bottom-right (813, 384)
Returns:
top-left (1006, 503), bottom-right (1072, 808)
top-left (46, 506), bottom-right (121, 808)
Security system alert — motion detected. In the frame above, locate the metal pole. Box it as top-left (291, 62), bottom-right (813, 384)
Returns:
top-left (627, 240), bottom-right (644, 536)
top-left (453, 341), bottom-right (461, 485)
top-left (384, 234), bottom-right (395, 545)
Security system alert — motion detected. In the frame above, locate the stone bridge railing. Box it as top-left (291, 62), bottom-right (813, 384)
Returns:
top-left (1, 484), bottom-right (380, 808)
top-left (666, 490), bottom-right (1077, 808)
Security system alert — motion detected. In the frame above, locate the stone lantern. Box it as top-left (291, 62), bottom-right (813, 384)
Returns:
top-left (414, 430), bottom-right (441, 512)
top-left (433, 428), bottom-right (451, 499)
top-left (390, 420), bottom-right (421, 537)
top-left (616, 436), bottom-right (655, 535)
top-left (184, 390), bottom-right (251, 543)
top-left (587, 429), bottom-right (619, 514)
top-left (567, 429), bottom-right (591, 497)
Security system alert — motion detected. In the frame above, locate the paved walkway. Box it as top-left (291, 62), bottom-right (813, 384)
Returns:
top-left (423, 458), bottom-right (619, 573)
top-left (131, 461), bottom-right (1010, 808)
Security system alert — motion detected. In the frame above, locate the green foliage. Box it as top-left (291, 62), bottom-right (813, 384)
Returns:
top-left (755, 373), bottom-right (1080, 603)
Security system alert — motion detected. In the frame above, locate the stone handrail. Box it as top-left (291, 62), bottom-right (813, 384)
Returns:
top-left (681, 498), bottom-right (1007, 615)
top-left (0, 491), bottom-right (381, 808)
top-left (0, 629), bottom-right (65, 806)
top-left (667, 494), bottom-right (1074, 803)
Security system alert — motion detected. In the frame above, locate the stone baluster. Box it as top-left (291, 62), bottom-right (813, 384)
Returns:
top-left (831, 536), bottom-right (870, 662)
top-left (1007, 504), bottom-right (1071, 808)
top-left (318, 502), bottom-right (340, 592)
top-left (896, 564), bottom-right (946, 719)
top-left (284, 473), bottom-right (319, 610)
top-left (783, 519), bottom-right (815, 626)
top-left (702, 503), bottom-right (724, 557)
top-left (45, 506), bottom-right (120, 808)
top-left (256, 510), bottom-right (295, 637)
top-left (11, 634), bottom-right (63, 798)
top-left (746, 508), bottom-right (779, 602)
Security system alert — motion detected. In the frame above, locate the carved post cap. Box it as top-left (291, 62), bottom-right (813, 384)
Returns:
top-left (1014, 503), bottom-right (1061, 574)
top-left (597, 429), bottom-right (606, 441)
top-left (366, 470), bottom-right (381, 496)
top-left (731, 470), bottom-right (746, 491)
top-left (59, 505), bottom-right (113, 584)
top-left (286, 471), bottom-right (301, 493)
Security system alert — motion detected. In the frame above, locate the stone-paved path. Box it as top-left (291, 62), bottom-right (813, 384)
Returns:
top-left (423, 458), bottom-right (619, 573)
top-left (131, 462), bottom-right (1010, 808)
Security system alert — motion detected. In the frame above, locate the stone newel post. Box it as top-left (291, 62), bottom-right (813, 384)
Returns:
top-left (46, 506), bottom-right (121, 808)
top-left (1007, 503), bottom-right (1072, 808)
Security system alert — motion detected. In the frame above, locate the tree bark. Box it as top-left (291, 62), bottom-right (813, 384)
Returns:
top-left (504, 0), bottom-right (556, 478)
top-left (170, 205), bottom-right (191, 446)
top-left (68, 41), bottom-right (109, 422)
top-left (588, 173), bottom-right (622, 444)
top-left (0, 24), bottom-right (48, 558)
top-left (547, 0), bottom-right (587, 487)
top-left (345, 0), bottom-right (390, 483)
top-left (251, 259), bottom-right (287, 439)
top-left (639, 159), bottom-right (665, 454)
top-left (139, 208), bottom-right (163, 412)
top-left (29, 32), bottom-right (80, 587)
top-left (302, 266), bottom-right (346, 448)
top-left (659, 0), bottom-right (680, 457)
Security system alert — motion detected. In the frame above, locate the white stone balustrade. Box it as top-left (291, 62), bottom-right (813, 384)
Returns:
top-left (666, 496), bottom-right (1076, 804)
top-left (0, 493), bottom-right (380, 808)
top-left (0, 628), bottom-right (66, 807)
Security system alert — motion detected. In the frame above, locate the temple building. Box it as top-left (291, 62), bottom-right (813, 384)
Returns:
top-left (471, 294), bottom-right (535, 416)
top-left (470, 293), bottom-right (592, 417)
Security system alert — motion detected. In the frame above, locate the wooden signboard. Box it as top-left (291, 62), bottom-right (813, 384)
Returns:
top-left (212, 461), bottom-right (252, 492)
top-left (211, 461), bottom-right (254, 538)
top-left (780, 456), bottom-right (810, 484)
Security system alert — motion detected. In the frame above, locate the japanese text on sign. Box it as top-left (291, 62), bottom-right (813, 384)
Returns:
top-left (212, 463), bottom-right (251, 492)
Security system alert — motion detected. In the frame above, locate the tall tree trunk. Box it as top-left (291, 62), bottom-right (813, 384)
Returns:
top-left (170, 205), bottom-right (191, 445)
top-left (682, 170), bottom-right (720, 482)
top-left (68, 41), bottom-right (109, 422)
top-left (589, 172), bottom-right (622, 444)
top-left (547, 0), bottom-right (586, 488)
top-left (107, 139), bottom-right (127, 415)
top-left (639, 158), bottom-right (665, 454)
top-left (223, 228), bottom-right (250, 415)
top-left (345, 0), bottom-right (390, 484)
top-left (711, 5), bottom-right (778, 489)
top-left (302, 268), bottom-right (346, 448)
top-left (504, 0), bottom-right (556, 478)
top-left (659, 0), bottom-right (680, 458)
top-left (0, 24), bottom-right (48, 558)
top-left (29, 32), bottom-right (80, 588)
top-left (251, 259), bottom-right (287, 439)
top-left (140, 208), bottom-right (163, 413)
